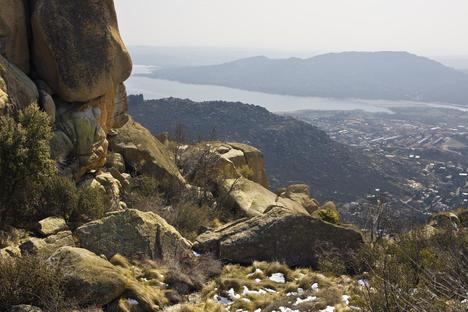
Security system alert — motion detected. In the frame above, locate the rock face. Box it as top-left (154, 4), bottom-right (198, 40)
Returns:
top-left (278, 184), bottom-right (320, 214)
top-left (51, 101), bottom-right (108, 177)
top-left (219, 177), bottom-right (311, 217)
top-left (36, 217), bottom-right (68, 236)
top-left (194, 207), bottom-right (364, 267)
top-left (180, 142), bottom-right (268, 188)
top-left (0, 55), bottom-right (38, 114)
top-left (75, 209), bottom-right (192, 260)
top-left (108, 118), bottom-right (185, 188)
top-left (49, 247), bottom-right (164, 309)
top-left (31, 0), bottom-right (132, 103)
top-left (1, 0), bottom-right (133, 177)
top-left (20, 231), bottom-right (75, 257)
top-left (429, 212), bottom-right (461, 230)
top-left (47, 246), bottom-right (128, 307)
top-left (0, 0), bottom-right (30, 73)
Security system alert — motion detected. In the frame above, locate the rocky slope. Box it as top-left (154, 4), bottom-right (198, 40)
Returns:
top-left (0, 1), bottom-right (371, 311)
top-left (129, 97), bottom-right (403, 202)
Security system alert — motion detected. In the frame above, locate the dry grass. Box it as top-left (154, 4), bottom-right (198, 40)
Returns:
top-left (195, 261), bottom-right (354, 311)
top-left (0, 255), bottom-right (71, 311)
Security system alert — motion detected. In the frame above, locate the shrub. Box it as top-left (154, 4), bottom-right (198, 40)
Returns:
top-left (316, 202), bottom-right (340, 224)
top-left (0, 255), bottom-right (70, 311)
top-left (69, 186), bottom-right (106, 224)
top-left (0, 105), bottom-right (56, 225)
top-left (238, 165), bottom-right (255, 180)
top-left (352, 228), bottom-right (468, 311)
top-left (39, 175), bottom-right (79, 219)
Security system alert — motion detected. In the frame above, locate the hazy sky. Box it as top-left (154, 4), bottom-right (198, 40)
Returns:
top-left (114, 0), bottom-right (468, 56)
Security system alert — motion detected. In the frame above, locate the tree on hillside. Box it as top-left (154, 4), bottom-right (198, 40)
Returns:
top-left (0, 105), bottom-right (56, 225)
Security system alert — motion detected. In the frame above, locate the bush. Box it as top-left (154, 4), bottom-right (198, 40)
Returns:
top-left (0, 105), bottom-right (56, 225)
top-left (316, 202), bottom-right (340, 224)
top-left (0, 255), bottom-right (70, 311)
top-left (39, 175), bottom-right (79, 219)
top-left (69, 186), bottom-right (106, 225)
top-left (352, 228), bottom-right (468, 311)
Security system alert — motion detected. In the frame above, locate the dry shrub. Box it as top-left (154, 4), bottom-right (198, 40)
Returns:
top-left (0, 255), bottom-right (71, 311)
top-left (0, 227), bottom-right (23, 249)
top-left (352, 228), bottom-right (468, 311)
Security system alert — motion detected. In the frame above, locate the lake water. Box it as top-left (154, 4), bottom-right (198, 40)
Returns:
top-left (125, 65), bottom-right (468, 113)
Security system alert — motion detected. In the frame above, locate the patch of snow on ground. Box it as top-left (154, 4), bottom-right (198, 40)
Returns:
top-left (320, 306), bottom-right (335, 312)
top-left (311, 282), bottom-right (319, 291)
top-left (213, 294), bottom-right (232, 305)
top-left (294, 296), bottom-right (317, 306)
top-left (227, 288), bottom-right (240, 300)
top-left (242, 286), bottom-right (267, 296)
top-left (342, 295), bottom-right (350, 305)
top-left (127, 299), bottom-right (139, 305)
top-left (269, 272), bottom-right (286, 283)
top-left (358, 279), bottom-right (369, 287)
top-left (275, 307), bottom-right (300, 312)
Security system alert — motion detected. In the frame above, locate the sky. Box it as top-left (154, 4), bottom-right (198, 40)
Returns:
top-left (114, 0), bottom-right (468, 57)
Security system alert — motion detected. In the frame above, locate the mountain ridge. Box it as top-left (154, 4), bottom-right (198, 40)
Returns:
top-left (147, 51), bottom-right (468, 105)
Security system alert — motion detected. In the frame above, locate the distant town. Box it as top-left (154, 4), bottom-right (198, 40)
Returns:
top-left (289, 106), bottom-right (468, 229)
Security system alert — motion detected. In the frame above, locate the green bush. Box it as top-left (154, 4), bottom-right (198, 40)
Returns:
top-left (0, 105), bottom-right (56, 224)
top-left (316, 201), bottom-right (340, 224)
top-left (39, 175), bottom-right (79, 219)
top-left (69, 186), bottom-right (106, 225)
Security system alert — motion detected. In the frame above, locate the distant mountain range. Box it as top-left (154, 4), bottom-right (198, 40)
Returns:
top-left (147, 51), bottom-right (468, 106)
top-left (128, 97), bottom-right (406, 202)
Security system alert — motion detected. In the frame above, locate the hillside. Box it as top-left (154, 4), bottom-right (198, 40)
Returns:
top-left (129, 97), bottom-right (403, 202)
top-left (148, 51), bottom-right (468, 105)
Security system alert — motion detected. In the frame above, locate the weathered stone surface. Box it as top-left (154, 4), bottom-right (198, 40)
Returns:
top-left (80, 171), bottom-right (123, 212)
top-left (112, 82), bottom-right (129, 129)
top-left (31, 0), bottom-right (132, 103)
top-left (429, 212), bottom-right (461, 230)
top-left (9, 305), bottom-right (42, 312)
top-left (279, 184), bottom-right (320, 214)
top-left (0, 55), bottom-right (38, 114)
top-left (51, 101), bottom-right (108, 178)
top-left (227, 142), bottom-right (268, 187)
top-left (37, 217), bottom-right (68, 236)
top-left (194, 207), bottom-right (364, 267)
top-left (180, 142), bottom-right (268, 188)
top-left (0, 246), bottom-right (21, 258)
top-left (108, 118), bottom-right (185, 188)
top-left (106, 151), bottom-right (126, 172)
top-left (20, 231), bottom-right (75, 257)
top-left (0, 0), bottom-right (30, 73)
top-left (48, 247), bottom-right (164, 309)
top-left (48, 246), bottom-right (127, 307)
top-left (75, 209), bottom-right (192, 260)
top-left (219, 177), bottom-right (310, 217)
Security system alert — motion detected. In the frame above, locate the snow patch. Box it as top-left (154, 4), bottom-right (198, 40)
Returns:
top-left (269, 272), bottom-right (286, 283)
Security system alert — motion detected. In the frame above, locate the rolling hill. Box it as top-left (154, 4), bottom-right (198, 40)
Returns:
top-left (147, 51), bottom-right (468, 106)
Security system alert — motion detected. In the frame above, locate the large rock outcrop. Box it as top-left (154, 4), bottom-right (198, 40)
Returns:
top-left (180, 142), bottom-right (268, 188)
top-left (108, 118), bottom-right (185, 188)
top-left (219, 177), bottom-right (311, 217)
top-left (0, 55), bottom-right (38, 114)
top-left (48, 247), bottom-right (164, 309)
top-left (0, 0), bottom-right (30, 73)
top-left (31, 0), bottom-right (132, 103)
top-left (75, 209), bottom-right (192, 260)
top-left (194, 207), bottom-right (364, 267)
